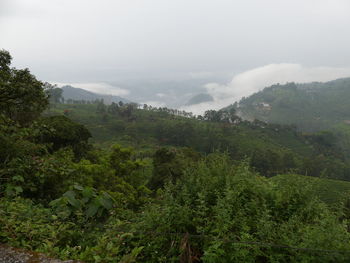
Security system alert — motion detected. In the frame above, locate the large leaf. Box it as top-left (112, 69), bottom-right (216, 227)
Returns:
top-left (99, 193), bottom-right (114, 210)
top-left (82, 187), bottom-right (95, 199)
top-left (85, 202), bottom-right (99, 218)
top-left (73, 184), bottom-right (84, 191)
top-left (63, 190), bottom-right (81, 208)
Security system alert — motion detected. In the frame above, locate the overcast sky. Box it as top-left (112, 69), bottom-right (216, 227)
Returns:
top-left (1, 0), bottom-right (350, 111)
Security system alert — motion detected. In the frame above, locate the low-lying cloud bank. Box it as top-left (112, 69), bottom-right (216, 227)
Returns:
top-left (52, 82), bottom-right (130, 97)
top-left (181, 64), bottom-right (350, 115)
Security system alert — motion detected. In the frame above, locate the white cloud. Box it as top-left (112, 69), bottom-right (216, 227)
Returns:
top-left (51, 82), bottom-right (129, 97)
top-left (181, 63), bottom-right (350, 115)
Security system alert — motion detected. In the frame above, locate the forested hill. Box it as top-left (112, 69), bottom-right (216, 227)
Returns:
top-left (61, 85), bottom-right (129, 104)
top-left (231, 78), bottom-right (350, 132)
top-left (45, 102), bottom-right (350, 181)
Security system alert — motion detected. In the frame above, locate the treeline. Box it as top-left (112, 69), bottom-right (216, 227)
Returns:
top-left (50, 86), bottom-right (245, 122)
top-left (50, 98), bottom-right (350, 181)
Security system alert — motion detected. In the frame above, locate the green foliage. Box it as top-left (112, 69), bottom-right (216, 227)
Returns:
top-left (132, 154), bottom-right (350, 262)
top-left (1, 147), bottom-right (76, 200)
top-left (0, 198), bottom-right (79, 254)
top-left (38, 115), bottom-right (92, 159)
top-left (0, 50), bottom-right (49, 125)
top-left (232, 79), bottom-right (350, 163)
top-left (149, 147), bottom-right (201, 189)
top-left (46, 84), bottom-right (63, 104)
top-left (271, 174), bottom-right (350, 206)
top-left (96, 100), bottom-right (107, 114)
top-left (0, 119), bottom-right (73, 200)
top-left (3, 51), bottom-right (350, 262)
top-left (0, 197), bottom-right (143, 262)
top-left (234, 79), bottom-right (350, 131)
top-left (50, 185), bottom-right (115, 221)
top-left (109, 144), bottom-right (144, 179)
top-left (44, 102), bottom-right (350, 180)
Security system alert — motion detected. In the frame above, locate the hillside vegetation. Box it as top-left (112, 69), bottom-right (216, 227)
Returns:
top-left (45, 100), bottom-right (350, 180)
top-left (2, 50), bottom-right (350, 262)
top-left (271, 174), bottom-right (350, 206)
top-left (232, 78), bottom-right (350, 131)
top-left (231, 78), bottom-right (350, 157)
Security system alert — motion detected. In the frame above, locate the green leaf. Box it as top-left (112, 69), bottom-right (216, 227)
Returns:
top-left (12, 175), bottom-right (24, 182)
top-left (63, 190), bottom-right (81, 208)
top-left (81, 197), bottom-right (90, 204)
top-left (14, 186), bottom-right (23, 193)
top-left (68, 197), bottom-right (80, 208)
top-left (73, 184), bottom-right (84, 191)
top-left (63, 190), bottom-right (76, 199)
top-left (49, 198), bottom-right (62, 207)
top-left (85, 203), bottom-right (99, 218)
top-left (99, 194), bottom-right (114, 210)
top-left (82, 187), bottom-right (94, 199)
top-left (93, 255), bottom-right (101, 262)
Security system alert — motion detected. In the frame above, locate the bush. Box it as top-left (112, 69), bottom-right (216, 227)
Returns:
top-left (130, 154), bottom-right (350, 262)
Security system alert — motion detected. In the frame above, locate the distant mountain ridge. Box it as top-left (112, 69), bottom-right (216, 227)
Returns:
top-left (61, 85), bottom-right (130, 104)
top-left (186, 93), bottom-right (214, 105)
top-left (230, 77), bottom-right (350, 132)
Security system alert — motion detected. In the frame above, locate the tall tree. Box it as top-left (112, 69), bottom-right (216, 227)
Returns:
top-left (0, 50), bottom-right (49, 125)
top-left (45, 83), bottom-right (63, 104)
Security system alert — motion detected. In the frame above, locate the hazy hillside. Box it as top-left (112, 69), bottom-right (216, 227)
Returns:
top-left (61, 85), bottom-right (130, 104)
top-left (231, 78), bottom-right (350, 132)
top-left (186, 93), bottom-right (214, 105)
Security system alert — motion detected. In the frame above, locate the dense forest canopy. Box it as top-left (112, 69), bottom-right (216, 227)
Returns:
top-left (2, 50), bottom-right (350, 262)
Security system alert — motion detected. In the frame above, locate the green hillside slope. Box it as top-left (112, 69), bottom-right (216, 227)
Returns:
top-left (45, 102), bottom-right (350, 180)
top-left (230, 78), bottom-right (350, 157)
top-left (232, 78), bottom-right (350, 132)
top-left (271, 174), bottom-right (350, 206)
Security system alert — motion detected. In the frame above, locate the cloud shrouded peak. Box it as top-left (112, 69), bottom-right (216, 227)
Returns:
top-left (181, 64), bottom-right (350, 115)
top-left (52, 82), bottom-right (129, 97)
